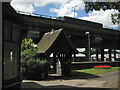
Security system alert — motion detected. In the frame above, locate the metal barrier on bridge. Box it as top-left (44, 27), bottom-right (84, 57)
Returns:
top-left (16, 11), bottom-right (58, 19)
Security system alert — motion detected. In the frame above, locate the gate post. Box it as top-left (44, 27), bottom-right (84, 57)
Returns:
top-left (53, 53), bottom-right (57, 73)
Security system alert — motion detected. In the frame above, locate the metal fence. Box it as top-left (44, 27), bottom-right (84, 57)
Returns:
top-left (16, 10), bottom-right (58, 20)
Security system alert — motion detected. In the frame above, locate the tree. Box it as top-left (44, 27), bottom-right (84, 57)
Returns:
top-left (21, 38), bottom-right (38, 62)
top-left (84, 2), bottom-right (120, 24)
top-left (21, 38), bottom-right (48, 80)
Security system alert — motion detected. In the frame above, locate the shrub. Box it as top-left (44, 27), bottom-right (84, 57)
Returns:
top-left (21, 38), bottom-right (48, 80)
top-left (21, 58), bottom-right (48, 80)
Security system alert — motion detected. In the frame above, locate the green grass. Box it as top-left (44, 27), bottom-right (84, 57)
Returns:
top-left (70, 67), bottom-right (119, 79)
top-left (72, 67), bottom-right (119, 75)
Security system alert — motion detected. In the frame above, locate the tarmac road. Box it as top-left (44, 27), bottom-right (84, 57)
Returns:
top-left (89, 71), bottom-right (119, 81)
top-left (21, 71), bottom-right (119, 89)
top-left (82, 71), bottom-right (119, 88)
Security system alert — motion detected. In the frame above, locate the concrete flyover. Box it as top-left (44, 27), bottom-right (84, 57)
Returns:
top-left (3, 2), bottom-right (120, 62)
top-left (4, 2), bottom-right (120, 60)
top-left (17, 9), bottom-right (120, 62)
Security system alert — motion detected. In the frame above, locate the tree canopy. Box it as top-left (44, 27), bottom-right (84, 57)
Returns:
top-left (21, 38), bottom-right (48, 80)
top-left (21, 38), bottom-right (38, 62)
top-left (84, 2), bottom-right (120, 24)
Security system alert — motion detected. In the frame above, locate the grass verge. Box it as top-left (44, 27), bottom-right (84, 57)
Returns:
top-left (71, 67), bottom-right (119, 79)
top-left (72, 67), bottom-right (119, 75)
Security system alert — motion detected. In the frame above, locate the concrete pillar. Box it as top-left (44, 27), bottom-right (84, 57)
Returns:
top-left (114, 50), bottom-right (116, 61)
top-left (96, 49), bottom-right (99, 62)
top-left (86, 47), bottom-right (90, 62)
top-left (73, 53), bottom-right (76, 62)
top-left (108, 49), bottom-right (112, 61)
top-left (101, 48), bottom-right (104, 61)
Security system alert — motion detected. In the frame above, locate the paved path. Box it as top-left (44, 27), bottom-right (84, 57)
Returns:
top-left (21, 71), bottom-right (119, 88)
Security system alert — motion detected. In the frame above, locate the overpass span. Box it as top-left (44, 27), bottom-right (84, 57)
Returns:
top-left (16, 12), bottom-right (120, 49)
top-left (3, 2), bottom-right (120, 62)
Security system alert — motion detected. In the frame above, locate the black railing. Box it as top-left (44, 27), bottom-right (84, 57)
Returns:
top-left (16, 11), bottom-right (58, 19)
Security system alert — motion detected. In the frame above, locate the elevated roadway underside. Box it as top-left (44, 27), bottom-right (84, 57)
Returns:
top-left (18, 14), bottom-right (120, 50)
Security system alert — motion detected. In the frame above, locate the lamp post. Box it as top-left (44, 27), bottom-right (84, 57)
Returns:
top-left (72, 5), bottom-right (77, 18)
top-left (85, 31), bottom-right (91, 62)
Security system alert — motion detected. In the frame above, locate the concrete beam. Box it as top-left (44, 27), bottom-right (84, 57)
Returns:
top-left (18, 14), bottom-right (120, 40)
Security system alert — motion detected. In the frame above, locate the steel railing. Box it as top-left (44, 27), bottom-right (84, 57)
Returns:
top-left (16, 10), bottom-right (58, 20)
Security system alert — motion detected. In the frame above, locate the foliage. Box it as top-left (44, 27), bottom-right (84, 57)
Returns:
top-left (21, 38), bottom-right (48, 80)
top-left (21, 38), bottom-right (38, 62)
top-left (84, 2), bottom-right (120, 24)
top-left (21, 58), bottom-right (48, 80)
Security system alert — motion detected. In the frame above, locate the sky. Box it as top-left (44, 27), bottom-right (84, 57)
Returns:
top-left (10, 0), bottom-right (120, 31)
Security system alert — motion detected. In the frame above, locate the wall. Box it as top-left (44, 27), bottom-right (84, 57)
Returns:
top-left (73, 57), bottom-right (86, 62)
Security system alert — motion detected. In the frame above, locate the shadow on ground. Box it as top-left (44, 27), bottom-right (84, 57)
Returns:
top-left (47, 72), bottom-right (101, 81)
top-left (21, 82), bottom-right (44, 88)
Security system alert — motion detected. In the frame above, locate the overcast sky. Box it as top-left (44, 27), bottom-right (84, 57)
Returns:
top-left (10, 0), bottom-right (120, 30)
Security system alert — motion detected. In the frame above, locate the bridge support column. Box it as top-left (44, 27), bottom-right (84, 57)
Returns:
top-left (73, 53), bottom-right (76, 62)
top-left (86, 47), bottom-right (90, 62)
top-left (96, 49), bottom-right (99, 62)
top-left (108, 49), bottom-right (112, 61)
top-left (101, 48), bottom-right (104, 61)
top-left (114, 50), bottom-right (116, 61)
